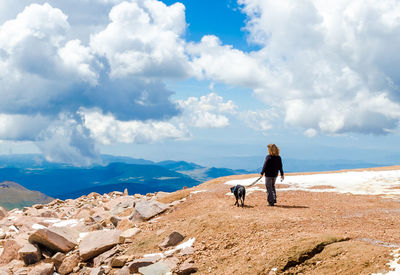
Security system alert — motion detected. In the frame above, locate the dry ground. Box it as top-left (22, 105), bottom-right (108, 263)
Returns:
top-left (123, 169), bottom-right (400, 275)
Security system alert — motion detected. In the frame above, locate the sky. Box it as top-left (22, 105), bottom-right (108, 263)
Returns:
top-left (0, 0), bottom-right (400, 168)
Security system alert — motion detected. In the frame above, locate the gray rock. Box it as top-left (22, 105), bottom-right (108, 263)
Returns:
top-left (57, 252), bottom-right (79, 275)
top-left (18, 243), bottom-right (41, 265)
top-left (119, 228), bottom-right (141, 243)
top-left (93, 246), bottom-right (119, 267)
top-left (79, 230), bottom-right (121, 261)
top-left (138, 262), bottom-right (171, 275)
top-left (177, 259), bottom-right (198, 275)
top-left (51, 252), bottom-right (66, 270)
top-left (130, 199), bottom-right (169, 221)
top-left (127, 258), bottom-right (156, 273)
top-left (160, 232), bottom-right (185, 248)
top-left (89, 267), bottom-right (105, 275)
top-left (115, 266), bottom-right (130, 275)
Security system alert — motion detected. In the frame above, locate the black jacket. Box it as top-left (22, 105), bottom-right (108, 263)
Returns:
top-left (261, 155), bottom-right (284, 177)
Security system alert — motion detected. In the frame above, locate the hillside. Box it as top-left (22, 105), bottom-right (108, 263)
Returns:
top-left (0, 166), bottom-right (400, 274)
top-left (0, 181), bottom-right (53, 210)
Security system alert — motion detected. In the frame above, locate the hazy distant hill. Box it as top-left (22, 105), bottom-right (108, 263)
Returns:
top-left (0, 181), bottom-right (53, 210)
top-left (0, 162), bottom-right (200, 200)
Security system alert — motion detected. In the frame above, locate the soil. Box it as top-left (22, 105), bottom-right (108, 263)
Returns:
top-left (123, 168), bottom-right (400, 275)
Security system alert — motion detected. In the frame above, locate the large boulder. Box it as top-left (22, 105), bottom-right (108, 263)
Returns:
top-left (79, 230), bottom-right (121, 261)
top-left (28, 227), bottom-right (78, 253)
top-left (130, 199), bottom-right (169, 221)
top-left (18, 243), bottom-right (41, 265)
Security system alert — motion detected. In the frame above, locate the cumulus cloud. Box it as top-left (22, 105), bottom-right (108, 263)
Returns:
top-left (80, 108), bottom-right (189, 144)
top-left (232, 0), bottom-right (400, 135)
top-left (90, 0), bottom-right (190, 78)
top-left (176, 93), bottom-right (237, 128)
top-left (239, 110), bottom-right (277, 132)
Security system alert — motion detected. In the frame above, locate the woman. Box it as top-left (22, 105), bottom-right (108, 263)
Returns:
top-left (260, 144), bottom-right (284, 206)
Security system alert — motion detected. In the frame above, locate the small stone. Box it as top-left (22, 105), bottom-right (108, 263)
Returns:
top-left (127, 258), bottom-right (155, 273)
top-left (159, 232), bottom-right (185, 248)
top-left (111, 255), bottom-right (129, 267)
top-left (51, 252), bottom-right (66, 270)
top-left (119, 228), bottom-right (141, 243)
top-left (30, 262), bottom-right (54, 275)
top-left (138, 262), bottom-right (171, 275)
top-left (18, 243), bottom-right (41, 265)
top-left (177, 259), bottom-right (198, 275)
top-left (89, 267), bottom-right (104, 275)
top-left (110, 216), bottom-right (121, 227)
top-left (57, 252), bottom-right (80, 275)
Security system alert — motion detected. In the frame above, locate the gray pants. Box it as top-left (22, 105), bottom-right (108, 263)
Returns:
top-left (265, 177), bottom-right (277, 205)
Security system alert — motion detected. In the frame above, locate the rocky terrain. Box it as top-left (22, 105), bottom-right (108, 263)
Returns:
top-left (0, 166), bottom-right (400, 274)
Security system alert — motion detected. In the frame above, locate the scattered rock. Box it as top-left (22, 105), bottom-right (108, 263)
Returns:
top-left (119, 228), bottom-right (141, 243)
top-left (127, 258), bottom-right (155, 273)
top-left (79, 230), bottom-right (121, 261)
top-left (51, 252), bottom-right (66, 270)
top-left (93, 246), bottom-right (119, 267)
top-left (130, 199), bottom-right (169, 221)
top-left (30, 262), bottom-right (54, 275)
top-left (138, 262), bottom-right (171, 275)
top-left (177, 259), bottom-right (198, 275)
top-left (116, 219), bottom-right (134, 231)
top-left (89, 267), bottom-right (105, 275)
top-left (162, 256), bottom-right (179, 270)
top-left (111, 255), bottom-right (129, 267)
top-left (28, 227), bottom-right (78, 253)
top-left (115, 266), bottom-right (130, 275)
top-left (0, 207), bottom-right (7, 220)
top-left (110, 216), bottom-right (121, 227)
top-left (123, 188), bottom-right (128, 196)
top-left (18, 243), bottom-right (41, 265)
top-left (57, 252), bottom-right (80, 275)
top-left (180, 246), bottom-right (194, 256)
top-left (160, 232), bottom-right (185, 248)
top-left (0, 239), bottom-right (23, 265)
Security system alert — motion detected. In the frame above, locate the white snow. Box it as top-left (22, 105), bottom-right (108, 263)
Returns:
top-left (225, 170), bottom-right (400, 196)
top-left (144, 238), bottom-right (196, 259)
top-left (191, 190), bottom-right (207, 194)
top-left (32, 223), bottom-right (47, 230)
top-left (52, 219), bottom-right (79, 227)
top-left (373, 248), bottom-right (400, 275)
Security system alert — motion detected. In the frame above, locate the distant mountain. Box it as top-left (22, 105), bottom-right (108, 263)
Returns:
top-left (0, 181), bottom-right (53, 210)
top-left (0, 162), bottom-right (199, 200)
top-left (157, 160), bottom-right (204, 171)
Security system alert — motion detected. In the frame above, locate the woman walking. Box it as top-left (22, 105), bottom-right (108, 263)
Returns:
top-left (260, 144), bottom-right (284, 206)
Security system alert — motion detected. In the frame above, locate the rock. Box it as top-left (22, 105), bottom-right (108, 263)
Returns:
top-left (138, 262), bottom-right (171, 275)
top-left (74, 208), bottom-right (91, 220)
top-left (110, 216), bottom-right (121, 227)
top-left (93, 246), bottom-right (119, 267)
top-left (123, 188), bottom-right (128, 196)
top-left (0, 239), bottom-right (23, 265)
top-left (13, 267), bottom-right (29, 275)
top-left (18, 243), bottom-right (41, 265)
top-left (0, 231), bottom-right (6, 240)
top-left (89, 267), bottom-right (105, 275)
top-left (0, 207), bottom-right (7, 220)
top-left (57, 252), bottom-right (80, 275)
top-left (130, 199), bottom-right (169, 221)
top-left (177, 259), bottom-right (198, 275)
top-left (119, 228), bottom-right (141, 243)
top-left (115, 266), bottom-right (130, 275)
top-left (127, 258), bottom-right (155, 273)
top-left (87, 192), bottom-right (101, 199)
top-left (51, 252), bottom-right (66, 269)
top-left (38, 210), bottom-right (58, 218)
top-left (30, 262), bottom-right (54, 275)
top-left (154, 191), bottom-right (170, 201)
top-left (116, 219), bottom-right (134, 231)
top-left (160, 232), bottom-right (185, 248)
top-left (162, 256), bottom-right (179, 270)
top-left (111, 255), bottom-right (129, 267)
top-left (79, 230), bottom-right (121, 261)
top-left (180, 246), bottom-right (194, 256)
top-left (28, 227), bottom-right (78, 253)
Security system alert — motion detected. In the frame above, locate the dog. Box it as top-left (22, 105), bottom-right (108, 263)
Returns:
top-left (230, 185), bottom-right (246, 207)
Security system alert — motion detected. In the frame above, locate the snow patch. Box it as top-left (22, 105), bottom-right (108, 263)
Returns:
top-left (32, 224), bottom-right (47, 230)
top-left (144, 238), bottom-right (196, 259)
top-left (191, 190), bottom-right (207, 194)
top-left (225, 170), bottom-right (400, 196)
top-left (373, 248), bottom-right (400, 275)
top-left (52, 219), bottom-right (79, 227)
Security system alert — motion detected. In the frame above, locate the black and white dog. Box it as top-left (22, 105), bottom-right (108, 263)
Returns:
top-left (230, 185), bottom-right (246, 207)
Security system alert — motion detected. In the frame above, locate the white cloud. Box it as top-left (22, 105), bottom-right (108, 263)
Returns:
top-left (80, 108), bottom-right (189, 144)
top-left (0, 114), bottom-right (50, 140)
top-left (90, 0), bottom-right (190, 78)
top-left (239, 110), bottom-right (277, 132)
top-left (177, 93), bottom-right (237, 128)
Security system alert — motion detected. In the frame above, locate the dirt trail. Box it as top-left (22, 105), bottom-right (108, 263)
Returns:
top-left (128, 169), bottom-right (400, 274)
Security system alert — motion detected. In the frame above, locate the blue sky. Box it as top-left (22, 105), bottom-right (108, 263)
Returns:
top-left (0, 0), bottom-right (400, 169)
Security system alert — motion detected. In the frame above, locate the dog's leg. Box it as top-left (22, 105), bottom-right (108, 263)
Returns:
top-left (242, 191), bottom-right (245, 207)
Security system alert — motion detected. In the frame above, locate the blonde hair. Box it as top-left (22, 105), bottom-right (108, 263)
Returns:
top-left (267, 144), bottom-right (280, 156)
